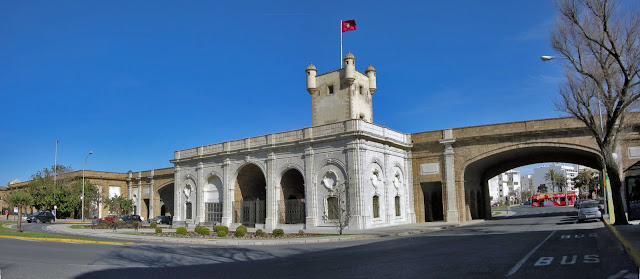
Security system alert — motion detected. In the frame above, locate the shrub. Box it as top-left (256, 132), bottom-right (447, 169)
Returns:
top-left (176, 226), bottom-right (187, 235)
top-left (213, 225), bottom-right (229, 234)
top-left (235, 225), bottom-right (247, 237)
top-left (255, 229), bottom-right (265, 236)
top-left (131, 221), bottom-right (140, 229)
top-left (195, 226), bottom-right (210, 235)
top-left (217, 230), bottom-right (228, 237)
top-left (98, 221), bottom-right (111, 228)
top-left (150, 222), bottom-right (157, 229)
top-left (298, 230), bottom-right (305, 236)
top-left (114, 220), bottom-right (125, 228)
top-left (155, 227), bottom-right (163, 234)
top-left (272, 229), bottom-right (285, 236)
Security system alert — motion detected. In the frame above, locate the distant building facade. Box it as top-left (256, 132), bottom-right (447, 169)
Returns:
top-left (532, 163), bottom-right (579, 193)
top-left (488, 170), bottom-right (521, 203)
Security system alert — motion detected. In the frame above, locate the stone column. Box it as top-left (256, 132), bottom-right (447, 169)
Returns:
top-left (197, 162), bottom-right (204, 223)
top-left (405, 151), bottom-right (416, 223)
top-left (345, 139), bottom-right (363, 230)
top-left (439, 129), bottom-right (458, 222)
top-left (265, 152), bottom-right (276, 230)
top-left (304, 146), bottom-right (316, 228)
top-left (149, 170), bottom-right (154, 221)
top-left (221, 159), bottom-right (232, 226)
top-left (174, 166), bottom-right (182, 222)
top-left (137, 172), bottom-right (142, 216)
top-left (127, 171), bottom-right (132, 200)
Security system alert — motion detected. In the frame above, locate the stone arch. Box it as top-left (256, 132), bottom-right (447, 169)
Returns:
top-left (461, 143), bottom-right (602, 221)
top-left (318, 162), bottom-right (348, 223)
top-left (279, 168), bottom-right (306, 224)
top-left (234, 163), bottom-right (266, 202)
top-left (205, 175), bottom-right (223, 203)
top-left (156, 182), bottom-right (174, 217)
top-left (233, 163), bottom-right (267, 226)
top-left (181, 176), bottom-right (197, 220)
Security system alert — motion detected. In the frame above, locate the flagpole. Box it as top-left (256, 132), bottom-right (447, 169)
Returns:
top-left (340, 20), bottom-right (343, 69)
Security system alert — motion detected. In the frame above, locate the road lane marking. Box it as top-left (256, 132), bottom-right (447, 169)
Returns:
top-left (506, 230), bottom-right (556, 276)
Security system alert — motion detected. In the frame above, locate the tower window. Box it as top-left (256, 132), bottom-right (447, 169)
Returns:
top-left (328, 85), bottom-right (334, 94)
top-left (359, 86), bottom-right (363, 95)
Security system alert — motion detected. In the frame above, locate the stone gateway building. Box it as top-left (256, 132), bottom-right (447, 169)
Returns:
top-left (170, 52), bottom-right (415, 231)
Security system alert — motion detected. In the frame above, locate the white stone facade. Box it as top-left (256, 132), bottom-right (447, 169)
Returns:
top-left (170, 53), bottom-right (414, 231)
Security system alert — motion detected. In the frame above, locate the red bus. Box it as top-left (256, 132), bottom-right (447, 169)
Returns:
top-left (531, 192), bottom-right (577, 207)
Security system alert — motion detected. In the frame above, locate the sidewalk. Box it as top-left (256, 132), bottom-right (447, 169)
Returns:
top-left (44, 220), bottom-right (483, 246)
top-left (604, 219), bottom-right (640, 268)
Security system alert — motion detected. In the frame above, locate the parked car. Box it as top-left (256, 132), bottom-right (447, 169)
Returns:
top-left (521, 201), bottom-right (531, 206)
top-left (577, 201), bottom-right (603, 222)
top-left (149, 215), bottom-right (172, 225)
top-left (99, 215), bottom-right (118, 222)
top-left (26, 211), bottom-right (55, 223)
top-left (119, 214), bottom-right (142, 224)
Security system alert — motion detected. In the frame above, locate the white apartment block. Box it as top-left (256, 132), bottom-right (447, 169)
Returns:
top-left (488, 170), bottom-right (521, 203)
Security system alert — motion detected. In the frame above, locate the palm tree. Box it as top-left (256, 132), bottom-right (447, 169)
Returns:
top-left (8, 191), bottom-right (33, 232)
top-left (545, 169), bottom-right (566, 193)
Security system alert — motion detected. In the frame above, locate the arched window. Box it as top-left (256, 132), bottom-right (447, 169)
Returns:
top-left (395, 196), bottom-right (401, 216)
top-left (373, 195), bottom-right (380, 218)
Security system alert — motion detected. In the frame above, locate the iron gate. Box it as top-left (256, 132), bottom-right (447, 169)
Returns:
top-left (205, 202), bottom-right (223, 223)
top-left (233, 200), bottom-right (266, 227)
top-left (278, 199), bottom-right (305, 224)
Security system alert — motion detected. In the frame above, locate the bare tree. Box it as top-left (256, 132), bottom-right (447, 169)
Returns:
top-left (324, 183), bottom-right (350, 235)
top-left (550, 0), bottom-right (640, 225)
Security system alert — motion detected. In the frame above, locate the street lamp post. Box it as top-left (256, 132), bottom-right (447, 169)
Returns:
top-left (82, 151), bottom-right (93, 221)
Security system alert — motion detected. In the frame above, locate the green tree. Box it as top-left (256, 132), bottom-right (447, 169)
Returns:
top-left (550, 0), bottom-right (639, 225)
top-left (25, 164), bottom-right (73, 212)
top-left (104, 195), bottom-right (134, 216)
top-left (573, 169), bottom-right (600, 196)
top-left (8, 191), bottom-right (33, 232)
top-left (538, 184), bottom-right (549, 193)
top-left (544, 169), bottom-right (566, 192)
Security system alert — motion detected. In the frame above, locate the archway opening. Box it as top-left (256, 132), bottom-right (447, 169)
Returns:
top-left (279, 169), bottom-right (305, 224)
top-left (421, 182), bottom-right (443, 222)
top-left (234, 164), bottom-right (266, 227)
top-left (158, 183), bottom-right (174, 217)
top-left (464, 146), bottom-right (601, 221)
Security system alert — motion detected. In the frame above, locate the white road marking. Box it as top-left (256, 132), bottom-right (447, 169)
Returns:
top-left (607, 269), bottom-right (628, 279)
top-left (506, 230), bottom-right (556, 276)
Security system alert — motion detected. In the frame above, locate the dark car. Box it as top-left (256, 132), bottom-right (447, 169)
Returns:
top-left (119, 214), bottom-right (142, 224)
top-left (26, 211), bottom-right (55, 223)
top-left (99, 215), bottom-right (118, 222)
top-left (149, 215), bottom-right (172, 225)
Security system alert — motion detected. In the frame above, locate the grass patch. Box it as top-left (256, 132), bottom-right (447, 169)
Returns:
top-left (69, 225), bottom-right (85, 229)
top-left (492, 212), bottom-right (501, 216)
top-left (0, 222), bottom-right (129, 243)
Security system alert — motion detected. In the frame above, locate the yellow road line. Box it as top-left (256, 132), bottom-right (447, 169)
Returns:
top-left (0, 222), bottom-right (133, 245)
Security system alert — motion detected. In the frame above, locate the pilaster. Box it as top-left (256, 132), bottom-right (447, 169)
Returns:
top-left (265, 152), bottom-right (277, 230)
top-left (174, 166), bottom-right (182, 222)
top-left (345, 139), bottom-right (363, 230)
top-left (197, 162), bottom-right (204, 223)
top-left (149, 170), bottom-right (154, 221)
top-left (137, 172), bottom-right (142, 216)
top-left (304, 146), bottom-right (316, 228)
top-left (222, 159), bottom-right (232, 226)
top-left (439, 129), bottom-right (459, 222)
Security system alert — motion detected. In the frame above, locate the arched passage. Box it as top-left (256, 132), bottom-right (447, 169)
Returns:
top-left (234, 164), bottom-right (266, 226)
top-left (204, 176), bottom-right (223, 223)
top-left (279, 169), bottom-right (305, 224)
top-left (463, 145), bottom-right (601, 221)
top-left (157, 183), bottom-right (174, 217)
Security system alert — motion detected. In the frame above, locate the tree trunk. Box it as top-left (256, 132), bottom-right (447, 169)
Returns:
top-left (16, 206), bottom-right (22, 232)
top-left (607, 165), bottom-right (629, 225)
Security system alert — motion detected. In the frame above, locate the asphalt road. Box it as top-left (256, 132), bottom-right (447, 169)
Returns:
top-left (0, 206), bottom-right (637, 279)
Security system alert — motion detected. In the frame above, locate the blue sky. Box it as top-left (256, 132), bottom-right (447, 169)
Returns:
top-left (1, 1), bottom-right (567, 184)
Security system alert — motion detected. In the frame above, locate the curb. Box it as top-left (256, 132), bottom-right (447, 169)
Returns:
top-left (603, 220), bottom-right (640, 268)
top-left (1, 222), bottom-right (133, 245)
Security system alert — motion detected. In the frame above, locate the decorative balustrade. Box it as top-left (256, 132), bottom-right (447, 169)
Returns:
top-left (175, 120), bottom-right (411, 159)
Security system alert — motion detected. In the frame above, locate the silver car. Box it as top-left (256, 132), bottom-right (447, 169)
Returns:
top-left (577, 202), bottom-right (603, 222)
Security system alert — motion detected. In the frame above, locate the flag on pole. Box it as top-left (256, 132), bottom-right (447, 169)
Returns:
top-left (341, 20), bottom-right (356, 32)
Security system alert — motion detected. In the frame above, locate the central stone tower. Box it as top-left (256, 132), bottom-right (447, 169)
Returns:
top-left (306, 51), bottom-right (377, 126)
